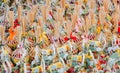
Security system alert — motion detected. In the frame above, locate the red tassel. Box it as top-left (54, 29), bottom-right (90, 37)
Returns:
top-left (71, 36), bottom-right (77, 41)
top-left (64, 37), bottom-right (69, 41)
top-left (70, 32), bottom-right (77, 41)
top-left (118, 21), bottom-right (120, 33)
top-left (118, 26), bottom-right (120, 33)
top-left (116, 40), bottom-right (119, 44)
top-left (116, 40), bottom-right (120, 45)
top-left (99, 60), bottom-right (106, 64)
top-left (49, 11), bottom-right (53, 17)
top-left (14, 19), bottom-right (19, 24)
top-left (13, 19), bottom-right (20, 29)
top-left (67, 67), bottom-right (74, 73)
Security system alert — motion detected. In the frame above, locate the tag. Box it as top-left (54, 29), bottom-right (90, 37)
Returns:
top-left (61, 0), bottom-right (65, 8)
top-left (3, 63), bottom-right (8, 73)
top-left (6, 60), bottom-right (12, 73)
top-left (0, 16), bottom-right (5, 25)
top-left (103, 0), bottom-right (109, 12)
top-left (36, 26), bottom-right (41, 42)
top-left (41, 5), bottom-right (47, 22)
top-left (18, 6), bottom-right (23, 22)
top-left (85, 15), bottom-right (91, 32)
top-left (72, 11), bottom-right (78, 28)
top-left (90, 0), bottom-right (96, 9)
top-left (24, 63), bottom-right (27, 73)
top-left (38, 16), bottom-right (43, 26)
top-left (56, 8), bottom-right (64, 24)
top-left (22, 16), bottom-right (26, 33)
top-left (99, 7), bottom-right (106, 24)
top-left (82, 53), bottom-right (85, 64)
top-left (0, 25), bottom-right (5, 42)
top-left (8, 11), bottom-right (14, 26)
top-left (35, 46), bottom-right (39, 62)
top-left (77, 18), bottom-right (83, 27)
top-left (16, 26), bottom-right (22, 43)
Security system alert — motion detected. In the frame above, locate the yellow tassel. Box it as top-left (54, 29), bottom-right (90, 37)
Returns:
top-left (3, 0), bottom-right (8, 3)
top-left (85, 54), bottom-right (92, 60)
top-left (65, 4), bottom-right (69, 8)
top-left (116, 49), bottom-right (120, 56)
top-left (39, 32), bottom-right (49, 45)
top-left (84, 0), bottom-right (88, 3)
top-left (13, 59), bottom-right (19, 64)
top-left (96, 26), bottom-right (101, 34)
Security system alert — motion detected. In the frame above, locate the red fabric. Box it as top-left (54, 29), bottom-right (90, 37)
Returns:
top-left (13, 19), bottom-right (20, 29)
top-left (118, 21), bottom-right (120, 33)
top-left (118, 27), bottom-right (120, 33)
top-left (70, 32), bottom-right (77, 41)
top-left (64, 37), bottom-right (69, 41)
top-left (116, 40), bottom-right (120, 45)
top-left (100, 55), bottom-right (106, 58)
top-left (116, 40), bottom-right (119, 44)
top-left (67, 67), bottom-right (74, 73)
top-left (64, 32), bottom-right (77, 42)
top-left (49, 11), bottom-right (53, 17)
top-left (99, 60), bottom-right (106, 64)
top-left (75, 2), bottom-right (78, 5)
top-left (70, 36), bottom-right (77, 41)
top-left (118, 21), bottom-right (120, 25)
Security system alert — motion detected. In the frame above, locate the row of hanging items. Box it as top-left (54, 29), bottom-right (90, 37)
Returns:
top-left (0, 0), bottom-right (120, 73)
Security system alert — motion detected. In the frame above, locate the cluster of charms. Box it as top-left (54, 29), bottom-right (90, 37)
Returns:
top-left (0, 0), bottom-right (120, 73)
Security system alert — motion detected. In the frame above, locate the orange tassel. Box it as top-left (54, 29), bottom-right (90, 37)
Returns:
top-left (8, 27), bottom-right (16, 40)
top-left (96, 62), bottom-right (102, 70)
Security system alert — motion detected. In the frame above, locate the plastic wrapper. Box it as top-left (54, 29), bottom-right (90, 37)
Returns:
top-left (0, 0), bottom-right (120, 73)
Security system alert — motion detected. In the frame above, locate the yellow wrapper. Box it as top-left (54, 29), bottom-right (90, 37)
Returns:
top-left (24, 56), bottom-right (30, 63)
top-left (3, 0), bottom-right (7, 3)
top-left (39, 32), bottom-right (48, 43)
top-left (96, 26), bottom-right (102, 34)
top-left (13, 58), bottom-right (19, 64)
top-left (84, 0), bottom-right (88, 3)
top-left (71, 55), bottom-right (82, 62)
top-left (85, 54), bottom-right (92, 60)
